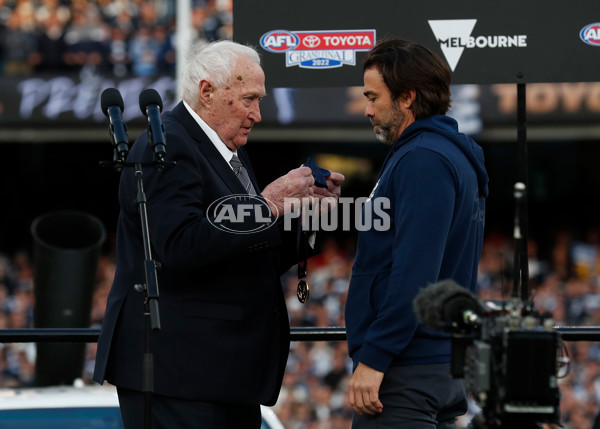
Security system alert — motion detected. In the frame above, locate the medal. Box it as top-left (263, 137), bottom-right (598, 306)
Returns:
top-left (297, 279), bottom-right (310, 304)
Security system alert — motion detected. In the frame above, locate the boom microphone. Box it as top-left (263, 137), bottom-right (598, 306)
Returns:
top-left (139, 88), bottom-right (166, 163)
top-left (413, 279), bottom-right (486, 334)
top-left (100, 88), bottom-right (129, 166)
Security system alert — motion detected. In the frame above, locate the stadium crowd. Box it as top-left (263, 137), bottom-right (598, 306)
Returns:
top-left (2, 229), bottom-right (600, 428)
top-left (0, 0), bottom-right (232, 77)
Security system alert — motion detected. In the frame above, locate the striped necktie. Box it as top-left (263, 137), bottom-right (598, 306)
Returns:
top-left (230, 154), bottom-right (256, 195)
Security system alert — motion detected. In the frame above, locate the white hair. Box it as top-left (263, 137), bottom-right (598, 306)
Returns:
top-left (181, 40), bottom-right (261, 106)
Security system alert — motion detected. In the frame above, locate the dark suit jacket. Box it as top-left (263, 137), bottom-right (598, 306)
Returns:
top-left (94, 102), bottom-right (302, 406)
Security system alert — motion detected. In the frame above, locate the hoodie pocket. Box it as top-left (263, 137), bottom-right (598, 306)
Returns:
top-left (347, 271), bottom-right (390, 324)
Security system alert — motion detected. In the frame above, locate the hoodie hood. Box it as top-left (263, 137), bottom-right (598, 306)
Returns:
top-left (396, 115), bottom-right (489, 198)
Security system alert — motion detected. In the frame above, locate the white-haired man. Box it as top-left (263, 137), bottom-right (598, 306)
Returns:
top-left (94, 40), bottom-right (344, 429)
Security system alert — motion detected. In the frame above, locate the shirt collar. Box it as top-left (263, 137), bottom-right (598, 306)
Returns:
top-left (183, 100), bottom-right (236, 167)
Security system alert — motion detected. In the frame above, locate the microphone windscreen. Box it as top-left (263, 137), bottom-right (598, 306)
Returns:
top-left (139, 89), bottom-right (163, 115)
top-left (101, 88), bottom-right (124, 116)
top-left (413, 279), bottom-right (474, 331)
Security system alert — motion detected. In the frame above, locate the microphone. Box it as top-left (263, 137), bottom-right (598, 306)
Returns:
top-left (413, 279), bottom-right (486, 334)
top-left (101, 88), bottom-right (129, 167)
top-left (139, 88), bottom-right (166, 163)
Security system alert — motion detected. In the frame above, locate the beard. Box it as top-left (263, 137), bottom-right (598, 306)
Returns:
top-left (371, 102), bottom-right (405, 146)
top-left (373, 123), bottom-right (395, 146)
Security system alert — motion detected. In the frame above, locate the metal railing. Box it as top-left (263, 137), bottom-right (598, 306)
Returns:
top-left (0, 326), bottom-right (598, 343)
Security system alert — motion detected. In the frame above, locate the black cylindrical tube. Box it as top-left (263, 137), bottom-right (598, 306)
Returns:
top-left (31, 211), bottom-right (106, 386)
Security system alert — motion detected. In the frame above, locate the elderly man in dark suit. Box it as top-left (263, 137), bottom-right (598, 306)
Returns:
top-left (94, 40), bottom-right (344, 429)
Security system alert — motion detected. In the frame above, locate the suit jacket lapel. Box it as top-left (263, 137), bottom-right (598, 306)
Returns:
top-left (171, 102), bottom-right (247, 195)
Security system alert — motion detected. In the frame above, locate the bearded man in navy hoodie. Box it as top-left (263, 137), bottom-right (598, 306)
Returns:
top-left (345, 38), bottom-right (489, 428)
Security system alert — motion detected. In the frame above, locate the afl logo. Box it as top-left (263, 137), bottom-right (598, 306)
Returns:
top-left (207, 194), bottom-right (277, 234)
top-left (260, 30), bottom-right (299, 52)
top-left (580, 23), bottom-right (600, 46)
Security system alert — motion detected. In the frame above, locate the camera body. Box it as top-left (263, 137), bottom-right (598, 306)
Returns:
top-left (452, 298), bottom-right (562, 428)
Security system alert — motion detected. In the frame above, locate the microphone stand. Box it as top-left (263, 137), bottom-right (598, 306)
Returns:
top-left (515, 83), bottom-right (529, 303)
top-left (506, 83), bottom-right (531, 320)
top-left (133, 161), bottom-right (161, 429)
top-left (100, 158), bottom-right (174, 429)
top-left (100, 87), bottom-right (173, 428)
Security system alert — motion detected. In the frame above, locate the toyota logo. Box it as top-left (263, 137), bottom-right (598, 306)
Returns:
top-left (303, 35), bottom-right (321, 48)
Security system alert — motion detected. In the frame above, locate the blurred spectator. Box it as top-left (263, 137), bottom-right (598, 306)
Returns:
top-left (63, 7), bottom-right (110, 75)
top-left (136, 1), bottom-right (161, 27)
top-left (0, 0), bottom-right (10, 25)
top-left (110, 7), bottom-right (136, 37)
top-left (200, 0), bottom-right (231, 41)
top-left (106, 25), bottom-right (130, 77)
top-left (0, 0), bottom-right (12, 72)
top-left (1, 4), bottom-right (38, 75)
top-left (128, 24), bottom-right (160, 76)
top-left (34, 9), bottom-right (68, 73)
top-left (154, 23), bottom-right (175, 74)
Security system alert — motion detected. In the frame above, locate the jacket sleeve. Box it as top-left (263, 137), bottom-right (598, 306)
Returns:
top-left (119, 128), bottom-right (282, 273)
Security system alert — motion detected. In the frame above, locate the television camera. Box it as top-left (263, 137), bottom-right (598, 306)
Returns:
top-left (414, 280), bottom-right (566, 428)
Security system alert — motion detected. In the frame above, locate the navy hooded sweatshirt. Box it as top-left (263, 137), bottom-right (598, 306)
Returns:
top-left (345, 115), bottom-right (489, 373)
